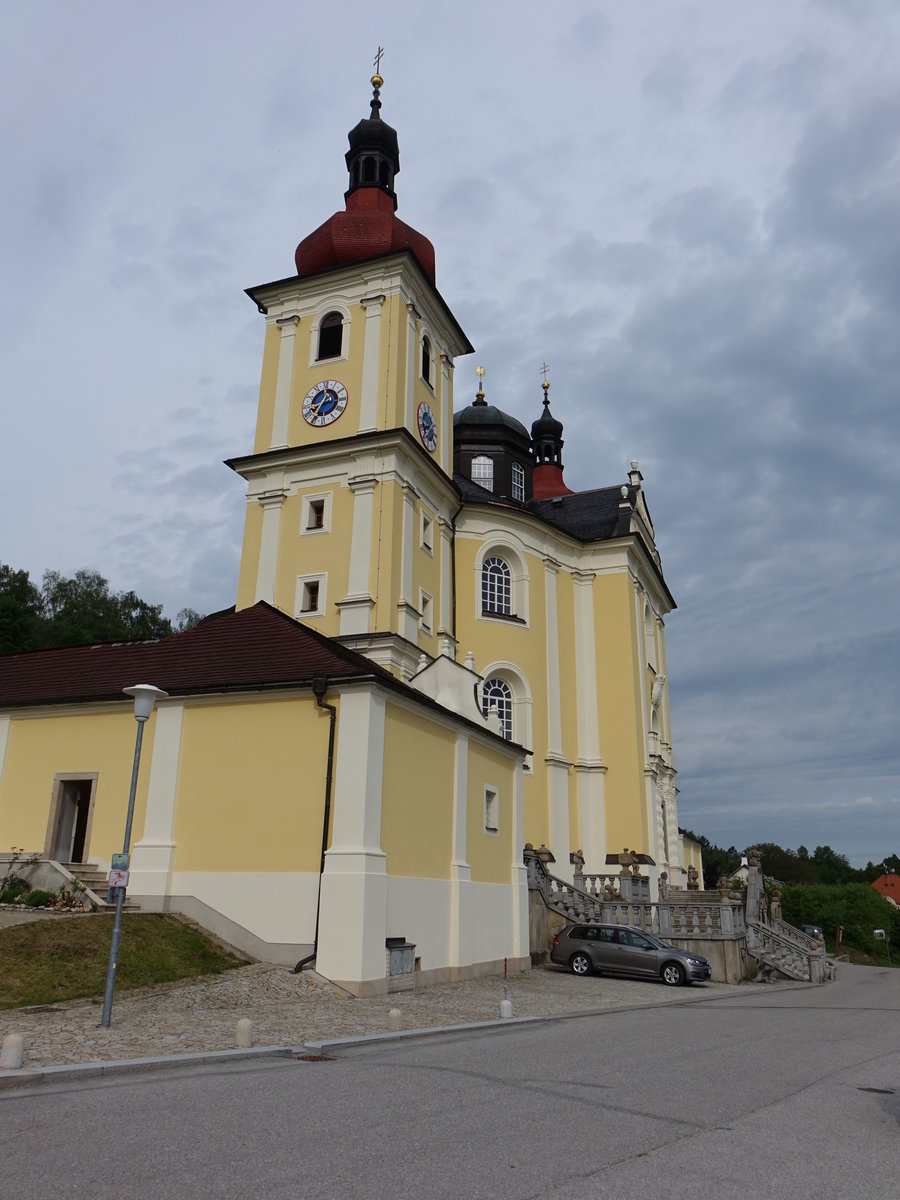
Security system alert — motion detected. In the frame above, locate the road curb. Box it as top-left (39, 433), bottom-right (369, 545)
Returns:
top-left (0, 978), bottom-right (817, 1088)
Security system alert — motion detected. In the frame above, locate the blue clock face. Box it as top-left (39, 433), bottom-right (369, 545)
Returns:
top-left (417, 401), bottom-right (438, 452)
top-left (303, 379), bottom-right (348, 427)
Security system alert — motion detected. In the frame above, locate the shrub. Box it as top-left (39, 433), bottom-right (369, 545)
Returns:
top-left (24, 889), bottom-right (54, 908)
top-left (1, 878), bottom-right (31, 903)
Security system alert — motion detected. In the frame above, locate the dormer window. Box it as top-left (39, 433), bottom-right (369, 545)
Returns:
top-left (472, 455), bottom-right (493, 492)
top-left (316, 312), bottom-right (343, 361)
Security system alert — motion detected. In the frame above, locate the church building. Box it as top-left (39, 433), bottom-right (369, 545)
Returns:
top-left (0, 73), bottom-right (688, 994)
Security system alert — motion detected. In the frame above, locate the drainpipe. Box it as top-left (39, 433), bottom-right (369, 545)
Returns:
top-left (292, 676), bottom-right (336, 973)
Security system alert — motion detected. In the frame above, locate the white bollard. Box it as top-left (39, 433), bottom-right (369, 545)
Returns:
top-left (500, 998), bottom-right (513, 1019)
top-left (235, 1018), bottom-right (253, 1048)
top-left (388, 1008), bottom-right (402, 1031)
top-left (0, 1033), bottom-right (25, 1069)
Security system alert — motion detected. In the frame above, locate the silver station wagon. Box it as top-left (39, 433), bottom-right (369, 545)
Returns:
top-left (551, 923), bottom-right (712, 986)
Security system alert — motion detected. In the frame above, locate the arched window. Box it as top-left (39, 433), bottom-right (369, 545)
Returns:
top-left (363, 156), bottom-right (376, 182)
top-left (644, 603), bottom-right (657, 670)
top-left (472, 455), bottom-right (493, 492)
top-left (482, 555), bottom-right (511, 615)
top-left (482, 677), bottom-right (513, 740)
top-left (421, 335), bottom-right (433, 386)
top-left (316, 311), bottom-right (343, 361)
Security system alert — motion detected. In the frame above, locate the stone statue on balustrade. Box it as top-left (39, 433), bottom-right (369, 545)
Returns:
top-left (686, 864), bottom-right (700, 890)
top-left (569, 849), bottom-right (585, 878)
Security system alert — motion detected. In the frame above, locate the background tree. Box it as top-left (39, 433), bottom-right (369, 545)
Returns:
top-left (0, 563), bottom-right (43, 651)
top-left (0, 561), bottom-right (178, 651)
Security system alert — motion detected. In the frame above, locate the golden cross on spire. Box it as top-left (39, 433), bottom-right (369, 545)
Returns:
top-left (476, 365), bottom-right (485, 380)
top-left (540, 362), bottom-right (550, 383)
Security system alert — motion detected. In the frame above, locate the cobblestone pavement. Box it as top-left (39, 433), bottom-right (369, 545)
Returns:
top-left (0, 961), bottom-right (783, 1070)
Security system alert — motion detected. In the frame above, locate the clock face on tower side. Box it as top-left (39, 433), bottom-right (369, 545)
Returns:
top-left (302, 379), bottom-right (348, 427)
top-left (417, 401), bottom-right (438, 452)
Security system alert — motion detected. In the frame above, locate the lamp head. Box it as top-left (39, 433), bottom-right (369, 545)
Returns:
top-left (123, 684), bottom-right (169, 722)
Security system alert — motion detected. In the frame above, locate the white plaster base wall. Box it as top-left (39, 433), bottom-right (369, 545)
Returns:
top-left (135, 870), bottom-right (321, 965)
top-left (385, 874), bottom-right (529, 976)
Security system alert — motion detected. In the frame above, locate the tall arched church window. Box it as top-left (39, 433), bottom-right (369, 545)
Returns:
top-left (482, 555), bottom-right (511, 615)
top-left (472, 455), bottom-right (493, 492)
top-left (316, 311), bottom-right (343, 361)
top-left (482, 677), bottom-right (513, 740)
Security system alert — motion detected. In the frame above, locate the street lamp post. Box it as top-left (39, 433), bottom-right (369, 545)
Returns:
top-left (100, 684), bottom-right (168, 1028)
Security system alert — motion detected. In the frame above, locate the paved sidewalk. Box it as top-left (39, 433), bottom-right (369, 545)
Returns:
top-left (1, 960), bottom-right (787, 1073)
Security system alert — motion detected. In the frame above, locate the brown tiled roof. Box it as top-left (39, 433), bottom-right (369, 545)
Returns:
top-left (0, 603), bottom-right (382, 709)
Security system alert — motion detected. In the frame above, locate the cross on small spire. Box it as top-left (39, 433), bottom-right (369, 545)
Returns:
top-left (373, 46), bottom-right (384, 74)
top-left (540, 362), bottom-right (550, 384)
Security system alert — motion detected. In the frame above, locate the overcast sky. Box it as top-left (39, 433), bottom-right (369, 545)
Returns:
top-left (2, 1), bottom-right (899, 866)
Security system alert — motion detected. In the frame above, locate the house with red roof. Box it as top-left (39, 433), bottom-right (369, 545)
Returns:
top-left (871, 872), bottom-right (899, 906)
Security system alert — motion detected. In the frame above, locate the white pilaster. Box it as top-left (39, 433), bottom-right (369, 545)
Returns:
top-left (511, 762), bottom-right (529, 959)
top-left (338, 476), bottom-right (377, 636)
top-left (439, 353), bottom-right (452, 477)
top-left (0, 716), bottom-right (10, 788)
top-left (437, 516), bottom-right (455, 645)
top-left (448, 732), bottom-right (471, 968)
top-left (573, 570), bottom-right (607, 871)
top-left (255, 490), bottom-right (287, 605)
top-left (316, 689), bottom-right (388, 986)
top-left (270, 315), bottom-right (299, 449)
top-left (544, 558), bottom-right (563, 755)
top-left (405, 302), bottom-right (418, 433)
top-left (359, 294), bottom-right (385, 433)
top-left (131, 702), bottom-right (185, 896)
top-left (397, 484), bottom-right (420, 644)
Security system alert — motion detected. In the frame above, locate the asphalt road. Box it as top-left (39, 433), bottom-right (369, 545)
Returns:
top-left (3, 965), bottom-right (897, 1199)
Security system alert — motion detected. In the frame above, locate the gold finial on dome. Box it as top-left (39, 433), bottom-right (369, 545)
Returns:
top-left (372, 45), bottom-right (384, 88)
top-left (540, 361), bottom-right (550, 394)
top-left (475, 364), bottom-right (487, 405)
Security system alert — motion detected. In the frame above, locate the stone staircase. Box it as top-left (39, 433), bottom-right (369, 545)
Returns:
top-left (746, 917), bottom-right (827, 983)
top-left (57, 861), bottom-right (140, 911)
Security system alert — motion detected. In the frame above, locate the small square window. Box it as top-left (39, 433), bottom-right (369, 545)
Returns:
top-left (484, 787), bottom-right (498, 833)
top-left (296, 574), bottom-right (326, 617)
top-left (301, 494), bottom-right (331, 536)
top-left (301, 580), bottom-right (319, 612)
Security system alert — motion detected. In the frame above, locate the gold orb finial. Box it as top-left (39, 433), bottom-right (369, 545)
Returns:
top-left (371, 72), bottom-right (383, 88)
top-left (372, 45), bottom-right (385, 89)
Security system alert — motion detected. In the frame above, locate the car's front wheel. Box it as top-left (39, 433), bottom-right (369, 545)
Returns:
top-left (661, 961), bottom-right (685, 986)
top-left (569, 952), bottom-right (593, 977)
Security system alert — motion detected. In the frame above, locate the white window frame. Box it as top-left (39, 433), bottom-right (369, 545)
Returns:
top-left (308, 305), bottom-right (350, 367)
top-left (296, 572), bottom-right (327, 617)
top-left (420, 329), bottom-right (436, 390)
top-left (420, 508), bottom-right (434, 555)
top-left (481, 661), bottom-right (533, 772)
top-left (484, 786), bottom-right (499, 835)
top-left (301, 492), bottom-right (332, 536)
top-left (511, 461), bottom-right (525, 502)
top-left (472, 455), bottom-right (494, 493)
top-left (475, 542), bottom-right (529, 626)
top-left (419, 588), bottom-right (434, 634)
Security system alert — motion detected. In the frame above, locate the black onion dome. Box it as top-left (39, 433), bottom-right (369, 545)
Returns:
top-left (453, 404), bottom-right (530, 440)
top-left (345, 75), bottom-right (400, 208)
top-left (531, 397), bottom-right (563, 442)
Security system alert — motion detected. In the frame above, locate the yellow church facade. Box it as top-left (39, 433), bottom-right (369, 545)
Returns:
top-left (0, 74), bottom-right (689, 994)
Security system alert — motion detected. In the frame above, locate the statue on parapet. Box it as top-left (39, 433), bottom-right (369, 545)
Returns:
top-left (570, 848), bottom-right (585, 877)
top-left (687, 864), bottom-right (700, 890)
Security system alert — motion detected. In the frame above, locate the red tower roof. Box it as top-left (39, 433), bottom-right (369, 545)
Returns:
top-left (295, 187), bottom-right (436, 283)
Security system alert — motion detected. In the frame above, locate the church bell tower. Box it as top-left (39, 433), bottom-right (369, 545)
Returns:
top-left (228, 70), bottom-right (473, 678)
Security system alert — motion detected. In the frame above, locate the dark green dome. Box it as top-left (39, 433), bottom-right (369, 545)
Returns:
top-left (453, 403), bottom-right (530, 441)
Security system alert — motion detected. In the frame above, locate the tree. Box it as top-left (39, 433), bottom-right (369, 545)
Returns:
top-left (175, 607), bottom-right (204, 632)
top-left (810, 844), bottom-right (855, 885)
top-left (0, 562), bottom-right (176, 652)
top-left (0, 563), bottom-right (43, 652)
top-left (39, 569), bottom-right (172, 647)
top-left (753, 842), bottom-right (820, 885)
